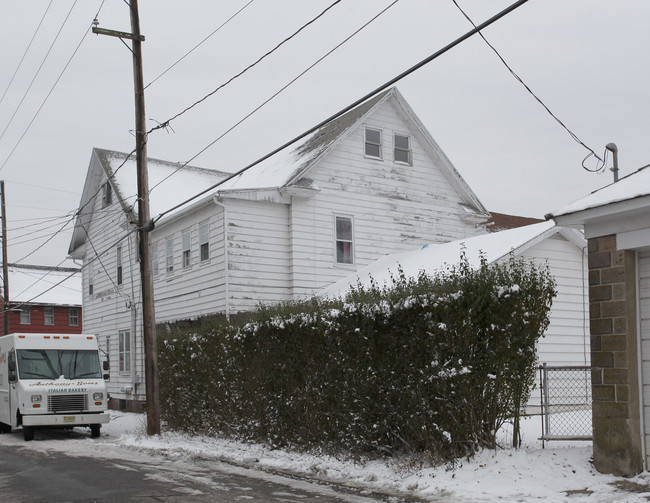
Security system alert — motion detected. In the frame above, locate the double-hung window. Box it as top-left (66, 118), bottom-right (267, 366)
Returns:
top-left (44, 307), bottom-right (54, 326)
top-left (118, 330), bottom-right (131, 372)
top-left (166, 237), bottom-right (174, 273)
top-left (182, 229), bottom-right (191, 268)
top-left (364, 128), bottom-right (382, 159)
top-left (394, 133), bottom-right (411, 164)
top-left (199, 221), bottom-right (210, 262)
top-left (88, 262), bottom-right (94, 295)
top-left (20, 306), bottom-right (31, 325)
top-left (335, 216), bottom-right (354, 265)
top-left (116, 246), bottom-right (123, 285)
top-left (69, 307), bottom-right (79, 327)
top-left (102, 182), bottom-right (112, 207)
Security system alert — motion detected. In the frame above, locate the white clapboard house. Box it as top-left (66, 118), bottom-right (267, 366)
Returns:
top-left (68, 88), bottom-right (493, 407)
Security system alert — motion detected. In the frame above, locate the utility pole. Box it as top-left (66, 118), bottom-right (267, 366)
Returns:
top-left (93, 0), bottom-right (160, 435)
top-left (1, 181), bottom-right (9, 336)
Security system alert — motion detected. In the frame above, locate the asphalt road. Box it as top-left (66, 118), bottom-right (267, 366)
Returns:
top-left (0, 428), bottom-right (425, 503)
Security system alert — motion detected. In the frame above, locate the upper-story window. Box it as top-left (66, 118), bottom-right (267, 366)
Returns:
top-left (102, 182), bottom-right (112, 208)
top-left (165, 237), bottom-right (174, 273)
top-left (199, 220), bottom-right (210, 262)
top-left (88, 262), bottom-right (94, 295)
top-left (116, 246), bottom-right (123, 285)
top-left (394, 133), bottom-right (411, 165)
top-left (182, 229), bottom-right (191, 268)
top-left (20, 306), bottom-right (31, 325)
top-left (152, 241), bottom-right (159, 276)
top-left (364, 127), bottom-right (382, 159)
top-left (335, 216), bottom-right (354, 265)
top-left (44, 306), bottom-right (54, 326)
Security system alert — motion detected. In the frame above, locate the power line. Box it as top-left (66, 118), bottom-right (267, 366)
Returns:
top-left (149, 0), bottom-right (398, 194)
top-left (0, 0), bottom-right (106, 172)
top-left (0, 0), bottom-right (54, 109)
top-left (152, 0), bottom-right (529, 223)
top-left (0, 1), bottom-right (79, 144)
top-left (450, 0), bottom-right (605, 173)
top-left (144, 0), bottom-right (256, 90)
top-left (148, 0), bottom-right (343, 135)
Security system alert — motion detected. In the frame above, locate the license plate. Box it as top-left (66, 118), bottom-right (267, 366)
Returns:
top-left (63, 416), bottom-right (75, 423)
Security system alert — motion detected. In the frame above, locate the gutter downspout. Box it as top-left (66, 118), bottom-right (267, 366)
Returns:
top-left (213, 197), bottom-right (230, 320)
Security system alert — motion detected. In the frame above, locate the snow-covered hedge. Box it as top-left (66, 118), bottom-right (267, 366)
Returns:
top-left (158, 253), bottom-right (556, 461)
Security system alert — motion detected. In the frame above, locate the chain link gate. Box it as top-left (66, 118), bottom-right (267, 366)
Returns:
top-left (539, 364), bottom-right (593, 446)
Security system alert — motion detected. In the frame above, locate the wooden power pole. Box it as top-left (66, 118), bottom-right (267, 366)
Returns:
top-left (1, 181), bottom-right (9, 336)
top-left (93, 0), bottom-right (160, 435)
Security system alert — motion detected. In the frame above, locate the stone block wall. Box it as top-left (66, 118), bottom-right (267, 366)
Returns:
top-left (588, 234), bottom-right (643, 476)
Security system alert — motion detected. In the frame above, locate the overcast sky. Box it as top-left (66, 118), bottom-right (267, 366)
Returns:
top-left (0, 0), bottom-right (648, 267)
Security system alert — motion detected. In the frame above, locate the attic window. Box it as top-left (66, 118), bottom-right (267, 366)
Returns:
top-left (364, 128), bottom-right (382, 159)
top-left (394, 134), bottom-right (411, 165)
top-left (102, 182), bottom-right (112, 208)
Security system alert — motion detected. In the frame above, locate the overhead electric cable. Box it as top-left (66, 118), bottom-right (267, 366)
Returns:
top-left (0, 0), bottom-right (106, 172)
top-left (0, 0), bottom-right (79, 143)
top-left (148, 0), bottom-right (343, 134)
top-left (144, 0), bottom-right (256, 90)
top-left (451, 0), bottom-right (605, 172)
top-left (149, 0), bottom-right (398, 193)
top-left (0, 0), bottom-right (54, 108)
top-left (152, 0), bottom-right (529, 224)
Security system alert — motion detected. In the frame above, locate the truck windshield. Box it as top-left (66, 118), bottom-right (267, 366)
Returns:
top-left (16, 350), bottom-right (102, 380)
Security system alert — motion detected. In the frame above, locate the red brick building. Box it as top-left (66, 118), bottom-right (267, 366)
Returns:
top-left (0, 264), bottom-right (82, 335)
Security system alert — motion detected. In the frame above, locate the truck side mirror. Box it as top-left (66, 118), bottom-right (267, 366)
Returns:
top-left (103, 373), bottom-right (110, 381)
top-left (8, 351), bottom-right (16, 382)
top-left (103, 361), bottom-right (110, 371)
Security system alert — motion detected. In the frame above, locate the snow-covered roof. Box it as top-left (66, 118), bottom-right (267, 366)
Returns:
top-left (7, 265), bottom-right (81, 306)
top-left (95, 149), bottom-right (232, 220)
top-left (320, 221), bottom-right (573, 298)
top-left (547, 165), bottom-right (650, 220)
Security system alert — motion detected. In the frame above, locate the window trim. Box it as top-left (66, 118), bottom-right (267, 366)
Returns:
top-left (393, 132), bottom-right (412, 165)
top-left (69, 307), bottom-right (79, 327)
top-left (118, 329), bottom-right (131, 373)
top-left (182, 228), bottom-right (192, 269)
top-left (334, 215), bottom-right (354, 266)
top-left (44, 306), bottom-right (54, 326)
top-left (364, 127), bottom-right (382, 160)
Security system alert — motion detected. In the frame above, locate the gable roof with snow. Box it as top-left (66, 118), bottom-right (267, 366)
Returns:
top-left (6, 264), bottom-right (81, 306)
top-left (320, 221), bottom-right (584, 298)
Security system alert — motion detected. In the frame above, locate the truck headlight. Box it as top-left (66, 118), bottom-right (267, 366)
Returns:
top-left (31, 395), bottom-right (42, 403)
top-left (93, 392), bottom-right (104, 401)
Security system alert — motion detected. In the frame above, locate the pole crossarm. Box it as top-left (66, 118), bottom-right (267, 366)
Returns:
top-left (92, 27), bottom-right (145, 42)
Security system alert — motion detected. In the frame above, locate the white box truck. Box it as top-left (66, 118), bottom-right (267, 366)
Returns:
top-left (0, 333), bottom-right (110, 441)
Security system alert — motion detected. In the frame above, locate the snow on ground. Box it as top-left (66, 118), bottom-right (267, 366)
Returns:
top-left (60, 411), bottom-right (648, 502)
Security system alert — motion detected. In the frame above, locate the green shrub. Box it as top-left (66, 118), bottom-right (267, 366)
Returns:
top-left (158, 252), bottom-right (555, 461)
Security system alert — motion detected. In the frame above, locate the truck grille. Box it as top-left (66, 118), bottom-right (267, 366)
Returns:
top-left (48, 394), bottom-right (88, 413)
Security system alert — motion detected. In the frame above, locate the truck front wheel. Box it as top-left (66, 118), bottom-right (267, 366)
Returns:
top-left (22, 426), bottom-right (34, 441)
top-left (90, 424), bottom-right (101, 438)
